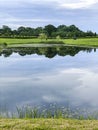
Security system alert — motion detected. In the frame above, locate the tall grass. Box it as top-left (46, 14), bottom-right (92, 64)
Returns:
top-left (0, 104), bottom-right (98, 119)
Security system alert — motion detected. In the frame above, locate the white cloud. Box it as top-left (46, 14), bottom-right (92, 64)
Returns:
top-left (0, 0), bottom-right (98, 31)
top-left (0, 0), bottom-right (98, 9)
top-left (3, 18), bottom-right (62, 23)
top-left (59, 0), bottom-right (98, 9)
top-left (74, 70), bottom-right (98, 106)
top-left (60, 68), bottom-right (87, 74)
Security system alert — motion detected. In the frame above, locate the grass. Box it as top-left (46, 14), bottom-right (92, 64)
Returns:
top-left (0, 38), bottom-right (41, 44)
top-left (0, 38), bottom-right (64, 44)
top-left (1, 105), bottom-right (98, 130)
top-left (1, 105), bottom-right (97, 119)
top-left (1, 118), bottom-right (98, 130)
top-left (0, 37), bottom-right (98, 47)
top-left (62, 38), bottom-right (98, 47)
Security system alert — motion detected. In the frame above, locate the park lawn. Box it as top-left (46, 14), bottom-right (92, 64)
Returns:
top-left (0, 37), bottom-right (98, 47)
top-left (63, 38), bottom-right (98, 47)
top-left (0, 38), bottom-right (42, 44)
top-left (0, 38), bottom-right (59, 45)
top-left (0, 118), bottom-right (98, 130)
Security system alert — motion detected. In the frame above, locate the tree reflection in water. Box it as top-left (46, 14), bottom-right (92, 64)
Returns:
top-left (0, 45), bottom-right (95, 58)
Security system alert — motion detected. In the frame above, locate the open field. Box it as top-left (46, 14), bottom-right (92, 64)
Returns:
top-left (0, 118), bottom-right (98, 130)
top-left (0, 38), bottom-right (41, 44)
top-left (0, 38), bottom-right (98, 47)
top-left (62, 38), bottom-right (98, 47)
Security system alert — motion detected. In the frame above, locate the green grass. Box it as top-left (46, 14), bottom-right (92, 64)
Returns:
top-left (0, 37), bottom-right (98, 47)
top-left (0, 38), bottom-right (41, 44)
top-left (0, 105), bottom-right (98, 129)
top-left (62, 38), bottom-right (98, 47)
top-left (0, 38), bottom-right (63, 44)
top-left (0, 118), bottom-right (98, 130)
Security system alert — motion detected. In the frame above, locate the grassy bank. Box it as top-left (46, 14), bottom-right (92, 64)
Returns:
top-left (62, 38), bottom-right (98, 47)
top-left (0, 38), bottom-right (98, 47)
top-left (0, 118), bottom-right (98, 130)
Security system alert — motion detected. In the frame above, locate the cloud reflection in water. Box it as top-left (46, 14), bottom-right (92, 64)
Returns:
top-left (0, 50), bottom-right (98, 111)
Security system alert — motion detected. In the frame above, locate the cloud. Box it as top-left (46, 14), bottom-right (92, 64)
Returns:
top-left (0, 0), bottom-right (98, 9)
top-left (2, 17), bottom-right (62, 23)
top-left (58, 0), bottom-right (98, 9)
top-left (0, 13), bottom-right (63, 29)
top-left (0, 0), bottom-right (98, 31)
top-left (74, 70), bottom-right (98, 107)
top-left (42, 95), bottom-right (61, 102)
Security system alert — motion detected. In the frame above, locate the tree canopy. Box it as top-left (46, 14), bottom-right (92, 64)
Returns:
top-left (0, 24), bottom-right (97, 38)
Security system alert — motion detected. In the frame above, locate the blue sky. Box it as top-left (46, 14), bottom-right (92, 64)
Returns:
top-left (0, 0), bottom-right (98, 32)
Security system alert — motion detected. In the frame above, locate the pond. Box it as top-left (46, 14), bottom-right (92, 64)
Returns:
top-left (0, 45), bottom-right (98, 118)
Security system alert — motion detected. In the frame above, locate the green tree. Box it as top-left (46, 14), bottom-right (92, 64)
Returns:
top-left (2, 25), bottom-right (12, 36)
top-left (39, 33), bottom-right (47, 40)
top-left (86, 30), bottom-right (95, 37)
top-left (34, 27), bottom-right (43, 36)
top-left (44, 24), bottom-right (57, 37)
top-left (0, 24), bottom-right (97, 38)
top-left (25, 27), bottom-right (35, 36)
top-left (17, 26), bottom-right (26, 36)
top-left (56, 35), bottom-right (61, 40)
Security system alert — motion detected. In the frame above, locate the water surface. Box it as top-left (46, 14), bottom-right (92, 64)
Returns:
top-left (0, 45), bottom-right (98, 115)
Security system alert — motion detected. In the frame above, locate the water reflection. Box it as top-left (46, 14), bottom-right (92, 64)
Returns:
top-left (0, 45), bottom-right (98, 115)
top-left (0, 45), bottom-right (95, 58)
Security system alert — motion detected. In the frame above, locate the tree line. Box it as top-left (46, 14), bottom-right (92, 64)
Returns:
top-left (0, 24), bottom-right (97, 39)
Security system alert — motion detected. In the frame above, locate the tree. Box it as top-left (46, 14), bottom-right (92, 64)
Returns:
top-left (34, 27), bottom-right (43, 36)
top-left (17, 26), bottom-right (26, 36)
top-left (39, 33), bottom-right (47, 40)
top-left (56, 35), bottom-right (61, 40)
top-left (12, 30), bottom-right (18, 37)
top-left (2, 25), bottom-right (12, 36)
top-left (57, 25), bottom-right (67, 32)
top-left (44, 24), bottom-right (57, 37)
top-left (25, 27), bottom-right (35, 36)
top-left (86, 31), bottom-right (95, 37)
top-left (68, 25), bottom-right (79, 32)
top-left (0, 24), bottom-right (97, 38)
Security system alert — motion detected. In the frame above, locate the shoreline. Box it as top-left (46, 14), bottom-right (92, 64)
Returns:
top-left (0, 38), bottom-right (98, 48)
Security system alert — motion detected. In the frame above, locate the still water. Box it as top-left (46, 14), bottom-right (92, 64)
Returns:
top-left (0, 45), bottom-right (98, 115)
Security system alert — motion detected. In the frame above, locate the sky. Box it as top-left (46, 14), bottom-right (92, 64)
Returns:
top-left (0, 0), bottom-right (98, 32)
